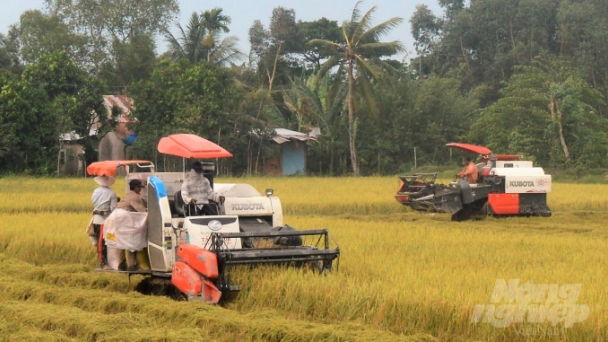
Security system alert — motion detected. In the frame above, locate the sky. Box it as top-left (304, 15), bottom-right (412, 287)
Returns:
top-left (1, 0), bottom-right (442, 61)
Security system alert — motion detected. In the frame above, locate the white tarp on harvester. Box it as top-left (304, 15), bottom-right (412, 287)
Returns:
top-left (104, 209), bottom-right (148, 251)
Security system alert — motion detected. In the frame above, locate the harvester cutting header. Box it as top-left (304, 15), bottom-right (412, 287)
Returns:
top-left (395, 143), bottom-right (552, 221)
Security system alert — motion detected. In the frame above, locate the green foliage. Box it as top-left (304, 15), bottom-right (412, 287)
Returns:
top-left (284, 76), bottom-right (349, 175)
top-left (471, 54), bottom-right (608, 168)
top-left (4, 1), bottom-right (608, 177)
top-left (129, 59), bottom-right (244, 172)
top-left (165, 9), bottom-right (243, 66)
top-left (9, 9), bottom-right (86, 66)
top-left (309, 1), bottom-right (404, 175)
top-left (0, 52), bottom-right (106, 174)
top-left (356, 73), bottom-right (479, 175)
top-left (0, 33), bottom-right (16, 70)
top-left (296, 18), bottom-right (342, 68)
top-left (15, 0), bottom-right (179, 89)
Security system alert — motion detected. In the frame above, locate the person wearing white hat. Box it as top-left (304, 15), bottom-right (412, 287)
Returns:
top-left (91, 176), bottom-right (118, 269)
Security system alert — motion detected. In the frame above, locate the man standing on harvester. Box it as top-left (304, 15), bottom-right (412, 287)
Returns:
top-left (181, 161), bottom-right (224, 216)
top-left (90, 176), bottom-right (118, 269)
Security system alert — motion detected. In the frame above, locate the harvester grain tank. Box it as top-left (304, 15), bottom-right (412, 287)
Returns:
top-left (395, 143), bottom-right (552, 221)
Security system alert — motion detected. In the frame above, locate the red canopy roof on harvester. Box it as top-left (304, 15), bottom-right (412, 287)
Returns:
top-left (479, 154), bottom-right (521, 162)
top-left (87, 160), bottom-right (153, 177)
top-left (157, 134), bottom-right (233, 159)
top-left (445, 143), bottom-right (492, 155)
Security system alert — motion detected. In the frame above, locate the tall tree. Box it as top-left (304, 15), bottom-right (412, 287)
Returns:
top-left (248, 7), bottom-right (300, 93)
top-left (471, 53), bottom-right (608, 168)
top-left (308, 1), bottom-right (404, 175)
top-left (410, 5), bottom-right (440, 76)
top-left (296, 18), bottom-right (342, 69)
top-left (9, 10), bottom-right (87, 66)
top-left (165, 10), bottom-right (243, 66)
top-left (201, 8), bottom-right (231, 62)
top-left (557, 0), bottom-right (608, 103)
top-left (0, 33), bottom-right (12, 69)
top-left (130, 59), bottom-right (244, 172)
top-left (165, 12), bottom-right (207, 63)
top-left (0, 52), bottom-right (106, 174)
top-left (41, 0), bottom-right (178, 86)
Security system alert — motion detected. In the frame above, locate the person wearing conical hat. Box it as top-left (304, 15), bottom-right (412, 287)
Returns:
top-left (90, 176), bottom-right (118, 269)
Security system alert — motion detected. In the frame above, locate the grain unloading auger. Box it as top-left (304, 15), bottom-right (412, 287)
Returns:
top-left (87, 134), bottom-right (340, 303)
top-left (395, 143), bottom-right (552, 221)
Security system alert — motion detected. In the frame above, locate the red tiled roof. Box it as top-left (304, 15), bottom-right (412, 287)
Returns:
top-left (103, 95), bottom-right (135, 123)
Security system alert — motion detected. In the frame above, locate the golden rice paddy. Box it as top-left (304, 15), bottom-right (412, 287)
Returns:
top-left (0, 175), bottom-right (607, 341)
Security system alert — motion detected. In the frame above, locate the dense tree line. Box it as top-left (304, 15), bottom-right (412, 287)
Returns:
top-left (1, 0), bottom-right (607, 176)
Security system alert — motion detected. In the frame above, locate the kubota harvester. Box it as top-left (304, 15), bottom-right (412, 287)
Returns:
top-left (87, 134), bottom-right (340, 303)
top-left (395, 143), bottom-right (552, 221)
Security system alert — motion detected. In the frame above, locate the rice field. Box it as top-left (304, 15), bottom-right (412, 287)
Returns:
top-left (0, 175), bottom-right (607, 341)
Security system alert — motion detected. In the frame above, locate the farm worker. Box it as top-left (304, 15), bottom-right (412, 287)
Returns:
top-left (117, 179), bottom-right (147, 212)
top-left (457, 157), bottom-right (478, 184)
top-left (113, 179), bottom-right (147, 271)
top-left (90, 176), bottom-right (118, 269)
top-left (181, 161), bottom-right (224, 216)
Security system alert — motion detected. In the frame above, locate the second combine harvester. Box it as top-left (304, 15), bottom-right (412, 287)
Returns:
top-left (395, 143), bottom-right (552, 221)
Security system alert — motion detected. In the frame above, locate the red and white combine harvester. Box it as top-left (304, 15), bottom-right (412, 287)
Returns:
top-left (395, 143), bottom-right (552, 221)
top-left (87, 134), bottom-right (339, 303)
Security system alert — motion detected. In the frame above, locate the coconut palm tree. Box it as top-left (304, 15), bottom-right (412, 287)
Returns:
top-left (308, 1), bottom-right (403, 176)
top-left (201, 8), bottom-right (231, 62)
top-left (164, 12), bottom-right (206, 63)
top-left (165, 9), bottom-right (243, 65)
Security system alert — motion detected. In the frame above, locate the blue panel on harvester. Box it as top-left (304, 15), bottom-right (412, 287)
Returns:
top-left (148, 176), bottom-right (167, 199)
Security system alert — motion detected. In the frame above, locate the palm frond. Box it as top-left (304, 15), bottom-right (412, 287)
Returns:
top-left (359, 41), bottom-right (405, 57)
top-left (357, 74), bottom-right (379, 118)
top-left (209, 36), bottom-right (245, 65)
top-left (328, 71), bottom-right (348, 118)
top-left (352, 5), bottom-right (377, 43)
top-left (359, 17), bottom-right (404, 43)
top-left (354, 54), bottom-right (383, 81)
top-left (172, 12), bottom-right (205, 63)
top-left (164, 29), bottom-right (185, 61)
top-left (327, 64), bottom-right (345, 107)
top-left (296, 78), bottom-right (324, 121)
top-left (315, 54), bottom-right (342, 87)
top-left (341, 23), bottom-right (352, 48)
top-left (307, 39), bottom-right (341, 51)
top-left (205, 8), bottom-right (231, 31)
top-left (350, 1), bottom-right (364, 25)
